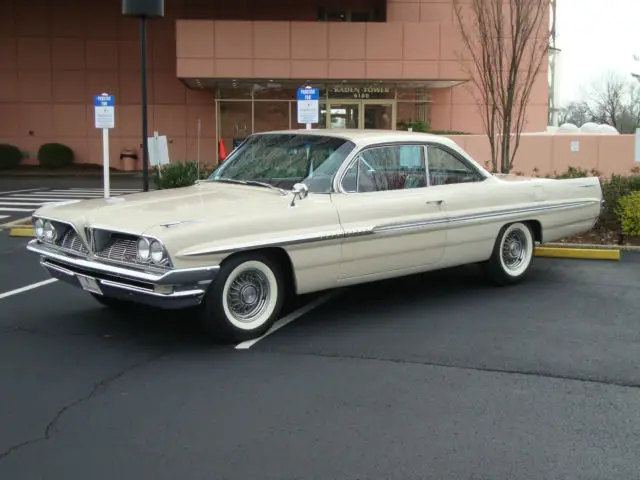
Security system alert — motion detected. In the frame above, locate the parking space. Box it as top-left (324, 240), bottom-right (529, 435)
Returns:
top-left (0, 187), bottom-right (141, 226)
top-left (256, 254), bottom-right (640, 386)
top-left (2, 231), bottom-right (640, 479)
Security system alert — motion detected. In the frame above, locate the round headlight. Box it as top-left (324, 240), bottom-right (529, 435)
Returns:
top-left (149, 240), bottom-right (165, 263)
top-left (137, 237), bottom-right (150, 260)
top-left (34, 218), bottom-right (44, 238)
top-left (43, 220), bottom-right (57, 241)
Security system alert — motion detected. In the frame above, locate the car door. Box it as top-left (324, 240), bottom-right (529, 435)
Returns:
top-left (330, 142), bottom-right (449, 282)
top-left (423, 142), bottom-right (513, 265)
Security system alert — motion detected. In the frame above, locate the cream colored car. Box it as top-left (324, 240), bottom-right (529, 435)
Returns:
top-left (27, 129), bottom-right (603, 343)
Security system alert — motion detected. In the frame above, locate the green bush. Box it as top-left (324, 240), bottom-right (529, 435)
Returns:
top-left (550, 167), bottom-right (640, 235)
top-left (395, 121), bottom-right (470, 135)
top-left (601, 174), bottom-right (640, 230)
top-left (152, 160), bottom-right (214, 190)
top-left (396, 120), bottom-right (430, 132)
top-left (615, 191), bottom-right (640, 237)
top-left (37, 143), bottom-right (74, 168)
top-left (0, 144), bottom-right (22, 170)
top-left (553, 166), bottom-right (596, 179)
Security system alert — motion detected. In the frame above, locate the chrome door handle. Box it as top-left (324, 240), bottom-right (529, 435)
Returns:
top-left (426, 200), bottom-right (444, 205)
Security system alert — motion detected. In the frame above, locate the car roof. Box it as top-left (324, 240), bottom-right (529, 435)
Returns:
top-left (255, 128), bottom-right (459, 148)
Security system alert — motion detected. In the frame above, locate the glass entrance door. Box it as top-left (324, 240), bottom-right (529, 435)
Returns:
top-left (326, 101), bottom-right (395, 130)
top-left (327, 102), bottom-right (360, 129)
top-left (363, 102), bottom-right (394, 129)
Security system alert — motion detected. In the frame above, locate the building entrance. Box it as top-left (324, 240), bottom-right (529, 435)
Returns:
top-left (325, 100), bottom-right (395, 130)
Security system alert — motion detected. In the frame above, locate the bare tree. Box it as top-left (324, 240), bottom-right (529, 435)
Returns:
top-left (579, 71), bottom-right (640, 133)
top-left (557, 101), bottom-right (592, 126)
top-left (453, 0), bottom-right (550, 173)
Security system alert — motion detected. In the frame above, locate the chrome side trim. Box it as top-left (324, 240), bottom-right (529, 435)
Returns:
top-left (29, 240), bottom-right (219, 285)
top-left (446, 200), bottom-right (598, 228)
top-left (182, 199), bottom-right (599, 256)
top-left (184, 228), bottom-right (373, 257)
top-left (373, 217), bottom-right (448, 234)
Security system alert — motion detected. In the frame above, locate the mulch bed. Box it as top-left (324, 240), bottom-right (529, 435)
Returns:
top-left (557, 228), bottom-right (640, 247)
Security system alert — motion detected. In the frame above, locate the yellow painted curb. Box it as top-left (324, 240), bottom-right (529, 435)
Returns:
top-left (8, 227), bottom-right (35, 237)
top-left (534, 246), bottom-right (620, 261)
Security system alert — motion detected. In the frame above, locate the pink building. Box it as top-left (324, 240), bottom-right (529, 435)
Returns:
top-left (0, 0), bottom-right (550, 168)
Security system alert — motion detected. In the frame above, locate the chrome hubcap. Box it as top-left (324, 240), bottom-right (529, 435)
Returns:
top-left (227, 269), bottom-right (271, 323)
top-left (501, 229), bottom-right (528, 270)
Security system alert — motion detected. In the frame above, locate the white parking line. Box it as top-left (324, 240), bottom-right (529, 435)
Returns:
top-left (15, 192), bottom-right (108, 197)
top-left (6, 197), bottom-right (90, 202)
top-left (0, 207), bottom-right (33, 212)
top-left (63, 189), bottom-right (139, 193)
top-left (235, 290), bottom-right (341, 350)
top-left (0, 278), bottom-right (58, 300)
top-left (0, 202), bottom-right (47, 207)
top-left (0, 188), bottom-right (42, 195)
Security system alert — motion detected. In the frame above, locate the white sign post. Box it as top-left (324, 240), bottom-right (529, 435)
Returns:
top-left (94, 93), bottom-right (115, 198)
top-left (148, 131), bottom-right (170, 170)
top-left (297, 86), bottom-right (319, 129)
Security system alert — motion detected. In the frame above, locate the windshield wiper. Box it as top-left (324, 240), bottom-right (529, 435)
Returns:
top-left (211, 178), bottom-right (248, 185)
top-left (243, 180), bottom-right (288, 196)
top-left (212, 178), bottom-right (287, 196)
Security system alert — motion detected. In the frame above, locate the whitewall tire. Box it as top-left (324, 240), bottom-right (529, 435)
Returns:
top-left (483, 222), bottom-right (535, 285)
top-left (198, 253), bottom-right (285, 343)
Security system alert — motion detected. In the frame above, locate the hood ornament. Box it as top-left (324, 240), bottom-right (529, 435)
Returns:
top-left (160, 219), bottom-right (206, 228)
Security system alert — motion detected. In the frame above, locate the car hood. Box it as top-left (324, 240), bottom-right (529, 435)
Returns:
top-left (34, 182), bottom-right (294, 234)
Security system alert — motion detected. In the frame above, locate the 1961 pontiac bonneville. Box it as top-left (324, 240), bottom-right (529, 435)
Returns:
top-left (27, 129), bottom-right (603, 342)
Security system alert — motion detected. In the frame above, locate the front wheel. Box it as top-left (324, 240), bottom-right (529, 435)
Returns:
top-left (198, 253), bottom-right (285, 343)
top-left (483, 222), bottom-right (535, 286)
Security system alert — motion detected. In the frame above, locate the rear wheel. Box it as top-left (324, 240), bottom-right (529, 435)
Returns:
top-left (198, 253), bottom-right (285, 343)
top-left (483, 222), bottom-right (535, 285)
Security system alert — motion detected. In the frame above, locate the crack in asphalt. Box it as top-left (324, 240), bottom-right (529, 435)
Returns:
top-left (268, 349), bottom-right (640, 390)
top-left (0, 351), bottom-right (168, 462)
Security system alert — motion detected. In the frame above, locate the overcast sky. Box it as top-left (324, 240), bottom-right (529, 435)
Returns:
top-left (556, 0), bottom-right (640, 105)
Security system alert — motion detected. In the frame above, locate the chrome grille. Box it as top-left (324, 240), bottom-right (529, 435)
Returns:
top-left (92, 230), bottom-right (171, 271)
top-left (94, 234), bottom-right (139, 263)
top-left (58, 229), bottom-right (89, 255)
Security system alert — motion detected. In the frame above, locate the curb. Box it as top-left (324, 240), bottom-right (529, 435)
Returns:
top-left (543, 242), bottom-right (640, 252)
top-left (534, 246), bottom-right (620, 261)
top-left (8, 227), bottom-right (35, 237)
top-left (0, 216), bottom-right (33, 231)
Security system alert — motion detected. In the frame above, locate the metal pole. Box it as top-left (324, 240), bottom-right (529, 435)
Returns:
top-left (196, 118), bottom-right (201, 179)
top-left (140, 16), bottom-right (149, 192)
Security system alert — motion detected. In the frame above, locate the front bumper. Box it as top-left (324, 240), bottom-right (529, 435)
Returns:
top-left (27, 240), bottom-right (219, 309)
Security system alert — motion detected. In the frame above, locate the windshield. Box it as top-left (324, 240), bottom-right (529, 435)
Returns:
top-left (208, 133), bottom-right (356, 193)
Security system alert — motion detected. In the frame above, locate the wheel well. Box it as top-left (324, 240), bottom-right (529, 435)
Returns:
top-left (223, 247), bottom-right (297, 294)
top-left (524, 220), bottom-right (543, 243)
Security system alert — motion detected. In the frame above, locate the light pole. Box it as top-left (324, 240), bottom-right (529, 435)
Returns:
top-left (122, 0), bottom-right (165, 192)
top-left (631, 55), bottom-right (640, 84)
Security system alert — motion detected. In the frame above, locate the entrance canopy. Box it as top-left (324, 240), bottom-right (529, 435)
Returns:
top-left (180, 79), bottom-right (467, 161)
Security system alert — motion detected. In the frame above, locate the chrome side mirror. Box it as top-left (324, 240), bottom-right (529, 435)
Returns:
top-left (290, 182), bottom-right (309, 207)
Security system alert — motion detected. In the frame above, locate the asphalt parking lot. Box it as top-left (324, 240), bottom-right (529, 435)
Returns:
top-left (1, 232), bottom-right (640, 480)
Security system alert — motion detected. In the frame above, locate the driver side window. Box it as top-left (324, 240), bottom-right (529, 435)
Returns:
top-left (426, 145), bottom-right (483, 185)
top-left (341, 144), bottom-right (427, 193)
